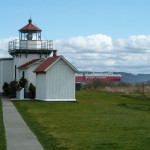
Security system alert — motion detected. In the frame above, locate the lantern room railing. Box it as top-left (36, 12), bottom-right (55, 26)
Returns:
top-left (8, 39), bottom-right (53, 51)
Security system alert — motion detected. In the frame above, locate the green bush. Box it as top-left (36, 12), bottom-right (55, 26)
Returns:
top-left (76, 83), bottom-right (81, 91)
top-left (3, 78), bottom-right (27, 97)
top-left (19, 77), bottom-right (27, 88)
top-left (9, 80), bottom-right (19, 98)
top-left (2, 82), bottom-right (9, 95)
top-left (29, 83), bottom-right (36, 99)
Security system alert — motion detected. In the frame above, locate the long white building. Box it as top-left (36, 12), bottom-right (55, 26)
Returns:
top-left (0, 58), bottom-right (13, 93)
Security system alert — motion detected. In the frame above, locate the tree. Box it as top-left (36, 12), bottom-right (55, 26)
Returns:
top-left (19, 77), bottom-right (27, 88)
top-left (2, 82), bottom-right (9, 95)
top-left (29, 83), bottom-right (36, 99)
top-left (9, 80), bottom-right (19, 98)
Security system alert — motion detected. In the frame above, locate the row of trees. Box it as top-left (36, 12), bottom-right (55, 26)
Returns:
top-left (2, 77), bottom-right (36, 98)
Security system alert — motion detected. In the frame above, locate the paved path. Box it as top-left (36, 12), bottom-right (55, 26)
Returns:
top-left (1, 97), bottom-right (44, 150)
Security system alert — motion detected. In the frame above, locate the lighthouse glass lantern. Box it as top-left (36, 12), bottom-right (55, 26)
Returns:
top-left (19, 19), bottom-right (42, 50)
top-left (8, 18), bottom-right (53, 56)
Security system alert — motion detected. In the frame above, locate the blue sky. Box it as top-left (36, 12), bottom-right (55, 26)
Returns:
top-left (1, 0), bottom-right (150, 39)
top-left (1, 0), bottom-right (150, 73)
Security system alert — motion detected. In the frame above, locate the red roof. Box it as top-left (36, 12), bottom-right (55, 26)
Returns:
top-left (76, 76), bottom-right (86, 82)
top-left (34, 56), bottom-right (61, 73)
top-left (18, 59), bottom-right (43, 69)
top-left (19, 19), bottom-right (42, 31)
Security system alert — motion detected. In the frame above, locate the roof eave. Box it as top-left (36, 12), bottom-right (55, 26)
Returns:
top-left (44, 57), bottom-right (61, 72)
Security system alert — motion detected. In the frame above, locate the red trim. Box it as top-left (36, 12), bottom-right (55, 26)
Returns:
top-left (34, 56), bottom-right (61, 73)
top-left (19, 19), bottom-right (42, 31)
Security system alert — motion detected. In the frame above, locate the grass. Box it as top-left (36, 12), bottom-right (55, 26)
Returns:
top-left (13, 90), bottom-right (150, 150)
top-left (0, 98), bottom-right (6, 150)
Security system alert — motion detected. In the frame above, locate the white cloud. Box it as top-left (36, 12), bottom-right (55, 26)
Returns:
top-left (128, 35), bottom-right (150, 50)
top-left (54, 34), bottom-right (113, 53)
top-left (1, 34), bottom-right (150, 73)
top-left (0, 36), bottom-right (17, 57)
top-left (115, 35), bottom-right (150, 53)
top-left (54, 34), bottom-right (150, 73)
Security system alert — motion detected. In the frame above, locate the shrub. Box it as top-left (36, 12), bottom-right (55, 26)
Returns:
top-left (76, 83), bottom-right (82, 91)
top-left (85, 79), bottom-right (110, 89)
top-left (29, 83), bottom-right (36, 99)
top-left (9, 80), bottom-right (19, 98)
top-left (19, 77), bottom-right (27, 88)
top-left (135, 82), bottom-right (145, 95)
top-left (2, 82), bottom-right (10, 95)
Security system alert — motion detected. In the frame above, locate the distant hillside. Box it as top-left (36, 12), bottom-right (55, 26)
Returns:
top-left (114, 72), bottom-right (150, 83)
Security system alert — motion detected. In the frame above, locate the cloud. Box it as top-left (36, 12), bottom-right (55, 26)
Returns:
top-left (54, 34), bottom-right (113, 53)
top-left (1, 34), bottom-right (150, 73)
top-left (115, 35), bottom-right (150, 53)
top-left (128, 35), bottom-right (150, 50)
top-left (54, 34), bottom-right (150, 73)
top-left (0, 36), bottom-right (18, 57)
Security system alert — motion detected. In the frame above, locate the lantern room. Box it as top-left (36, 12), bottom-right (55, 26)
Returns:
top-left (8, 19), bottom-right (53, 56)
top-left (19, 19), bottom-right (41, 41)
top-left (19, 18), bottom-right (42, 50)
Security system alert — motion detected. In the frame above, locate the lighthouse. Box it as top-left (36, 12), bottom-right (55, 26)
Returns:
top-left (8, 18), bottom-right (53, 80)
top-left (0, 18), bottom-right (78, 100)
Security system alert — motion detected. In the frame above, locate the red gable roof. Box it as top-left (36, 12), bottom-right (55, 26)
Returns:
top-left (34, 56), bottom-right (61, 73)
top-left (19, 19), bottom-right (42, 31)
top-left (18, 59), bottom-right (43, 69)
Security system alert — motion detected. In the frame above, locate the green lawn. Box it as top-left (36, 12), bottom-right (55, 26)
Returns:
top-left (13, 90), bottom-right (150, 150)
top-left (0, 98), bottom-right (6, 150)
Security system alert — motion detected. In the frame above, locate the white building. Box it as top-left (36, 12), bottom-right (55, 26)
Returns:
top-left (0, 19), bottom-right (78, 101)
top-left (0, 58), bottom-right (13, 94)
top-left (34, 55), bottom-right (78, 101)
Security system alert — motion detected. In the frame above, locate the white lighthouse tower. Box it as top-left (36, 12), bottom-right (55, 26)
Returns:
top-left (8, 18), bottom-right (53, 80)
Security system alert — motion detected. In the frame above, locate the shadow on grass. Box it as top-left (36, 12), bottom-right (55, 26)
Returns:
top-left (120, 94), bottom-right (150, 101)
top-left (95, 142), bottom-right (119, 150)
top-left (117, 103), bottom-right (150, 112)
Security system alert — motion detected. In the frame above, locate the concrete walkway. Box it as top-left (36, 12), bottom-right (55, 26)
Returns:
top-left (1, 97), bottom-right (44, 150)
